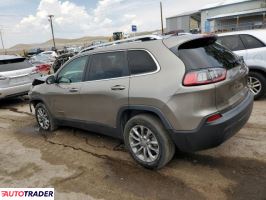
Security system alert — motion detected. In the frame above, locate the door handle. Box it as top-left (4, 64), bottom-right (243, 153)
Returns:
top-left (69, 88), bottom-right (79, 93)
top-left (111, 85), bottom-right (126, 91)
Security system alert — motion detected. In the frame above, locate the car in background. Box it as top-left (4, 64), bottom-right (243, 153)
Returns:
top-left (66, 46), bottom-right (82, 54)
top-left (29, 60), bottom-right (51, 75)
top-left (39, 51), bottom-right (58, 58)
top-left (27, 48), bottom-right (44, 56)
top-left (217, 30), bottom-right (266, 99)
top-left (30, 54), bottom-right (55, 65)
top-left (91, 41), bottom-right (105, 46)
top-left (0, 55), bottom-right (45, 99)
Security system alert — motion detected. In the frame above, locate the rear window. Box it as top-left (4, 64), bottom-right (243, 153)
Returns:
top-left (217, 35), bottom-right (245, 51)
top-left (240, 34), bottom-right (265, 49)
top-left (172, 38), bottom-right (241, 71)
top-left (0, 58), bottom-right (33, 72)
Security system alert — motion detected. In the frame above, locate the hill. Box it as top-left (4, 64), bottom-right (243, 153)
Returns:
top-left (3, 29), bottom-right (162, 54)
top-left (8, 36), bottom-right (110, 51)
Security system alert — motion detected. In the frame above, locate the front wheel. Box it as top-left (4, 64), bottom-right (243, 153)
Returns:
top-left (35, 103), bottom-right (57, 131)
top-left (124, 114), bottom-right (175, 169)
top-left (248, 72), bottom-right (266, 100)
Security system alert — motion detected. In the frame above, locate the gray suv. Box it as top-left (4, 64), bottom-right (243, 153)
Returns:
top-left (29, 34), bottom-right (254, 169)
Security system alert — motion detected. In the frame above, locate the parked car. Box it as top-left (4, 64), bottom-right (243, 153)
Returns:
top-left (29, 34), bottom-right (253, 169)
top-left (30, 54), bottom-right (55, 65)
top-left (0, 55), bottom-right (44, 99)
top-left (27, 48), bottom-right (44, 56)
top-left (217, 30), bottom-right (266, 99)
top-left (66, 46), bottom-right (82, 54)
top-left (39, 51), bottom-right (58, 58)
top-left (29, 61), bottom-right (51, 75)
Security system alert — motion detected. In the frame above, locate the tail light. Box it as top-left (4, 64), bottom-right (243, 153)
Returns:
top-left (183, 68), bottom-right (227, 86)
top-left (206, 113), bottom-right (222, 123)
top-left (32, 64), bottom-right (51, 73)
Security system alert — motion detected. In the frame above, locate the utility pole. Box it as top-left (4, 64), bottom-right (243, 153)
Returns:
top-left (48, 15), bottom-right (56, 50)
top-left (160, 2), bottom-right (164, 35)
top-left (0, 29), bottom-right (6, 55)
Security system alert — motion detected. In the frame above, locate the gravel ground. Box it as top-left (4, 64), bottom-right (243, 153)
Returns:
top-left (0, 97), bottom-right (265, 200)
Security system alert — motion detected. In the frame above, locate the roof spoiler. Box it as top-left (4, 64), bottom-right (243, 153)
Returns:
top-left (163, 34), bottom-right (218, 50)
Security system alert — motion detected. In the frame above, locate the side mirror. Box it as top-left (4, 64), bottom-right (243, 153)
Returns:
top-left (46, 75), bottom-right (56, 85)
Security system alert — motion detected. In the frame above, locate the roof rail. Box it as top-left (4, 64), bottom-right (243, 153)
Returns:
top-left (79, 34), bottom-right (162, 54)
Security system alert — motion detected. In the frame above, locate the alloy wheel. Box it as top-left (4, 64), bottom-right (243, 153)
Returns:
top-left (129, 125), bottom-right (160, 163)
top-left (36, 107), bottom-right (50, 130)
top-left (248, 76), bottom-right (262, 96)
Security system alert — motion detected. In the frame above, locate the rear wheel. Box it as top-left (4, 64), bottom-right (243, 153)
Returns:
top-left (124, 114), bottom-right (175, 169)
top-left (35, 103), bottom-right (57, 131)
top-left (248, 72), bottom-right (266, 100)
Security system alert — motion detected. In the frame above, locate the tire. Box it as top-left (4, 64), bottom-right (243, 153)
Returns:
top-left (248, 72), bottom-right (266, 100)
top-left (35, 103), bottom-right (57, 131)
top-left (124, 114), bottom-right (175, 169)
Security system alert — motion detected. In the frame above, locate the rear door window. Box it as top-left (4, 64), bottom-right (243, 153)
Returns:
top-left (87, 51), bottom-right (128, 81)
top-left (217, 35), bottom-right (245, 51)
top-left (128, 50), bottom-right (158, 75)
top-left (0, 58), bottom-right (33, 72)
top-left (173, 38), bottom-right (240, 71)
top-left (240, 34), bottom-right (265, 49)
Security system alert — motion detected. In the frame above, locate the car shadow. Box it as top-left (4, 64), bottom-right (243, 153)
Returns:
top-left (0, 96), bottom-right (29, 108)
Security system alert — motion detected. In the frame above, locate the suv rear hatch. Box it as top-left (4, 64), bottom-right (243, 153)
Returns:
top-left (0, 56), bottom-right (38, 87)
top-left (165, 35), bottom-right (249, 112)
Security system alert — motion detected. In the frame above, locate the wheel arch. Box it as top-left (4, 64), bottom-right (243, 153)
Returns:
top-left (30, 99), bottom-right (44, 107)
top-left (248, 66), bottom-right (266, 77)
top-left (117, 106), bottom-right (173, 134)
top-left (29, 97), bottom-right (53, 116)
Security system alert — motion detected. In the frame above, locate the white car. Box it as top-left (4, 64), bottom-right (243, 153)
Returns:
top-left (30, 54), bottom-right (55, 65)
top-left (39, 51), bottom-right (58, 58)
top-left (0, 55), bottom-right (43, 99)
top-left (217, 30), bottom-right (266, 99)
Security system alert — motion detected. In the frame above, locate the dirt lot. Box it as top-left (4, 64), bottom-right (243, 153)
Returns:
top-left (0, 97), bottom-right (265, 200)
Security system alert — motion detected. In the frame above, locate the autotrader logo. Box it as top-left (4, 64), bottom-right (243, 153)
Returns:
top-left (0, 188), bottom-right (54, 200)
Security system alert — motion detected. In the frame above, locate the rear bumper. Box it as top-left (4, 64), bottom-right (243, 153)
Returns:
top-left (0, 83), bottom-right (32, 99)
top-left (169, 92), bottom-right (254, 152)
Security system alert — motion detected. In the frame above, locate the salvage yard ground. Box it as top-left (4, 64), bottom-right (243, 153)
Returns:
top-left (0, 97), bottom-right (265, 200)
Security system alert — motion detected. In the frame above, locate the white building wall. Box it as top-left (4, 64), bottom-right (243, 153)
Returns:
top-left (166, 16), bottom-right (190, 32)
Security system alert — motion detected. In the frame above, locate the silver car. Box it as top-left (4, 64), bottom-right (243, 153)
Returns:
top-left (217, 30), bottom-right (266, 99)
top-left (29, 34), bottom-right (254, 169)
top-left (0, 55), bottom-right (42, 99)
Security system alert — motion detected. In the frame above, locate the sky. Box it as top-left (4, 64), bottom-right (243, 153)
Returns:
top-left (0, 0), bottom-right (221, 48)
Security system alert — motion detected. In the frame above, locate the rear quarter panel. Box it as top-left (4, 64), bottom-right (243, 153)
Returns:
top-left (129, 42), bottom-right (217, 131)
top-left (236, 47), bottom-right (266, 71)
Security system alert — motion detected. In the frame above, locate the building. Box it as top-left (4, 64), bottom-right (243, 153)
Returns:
top-left (166, 10), bottom-right (201, 33)
top-left (166, 0), bottom-right (266, 33)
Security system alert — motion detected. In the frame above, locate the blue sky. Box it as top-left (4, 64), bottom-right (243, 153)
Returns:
top-left (0, 0), bottom-right (219, 48)
top-left (0, 0), bottom-right (97, 19)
